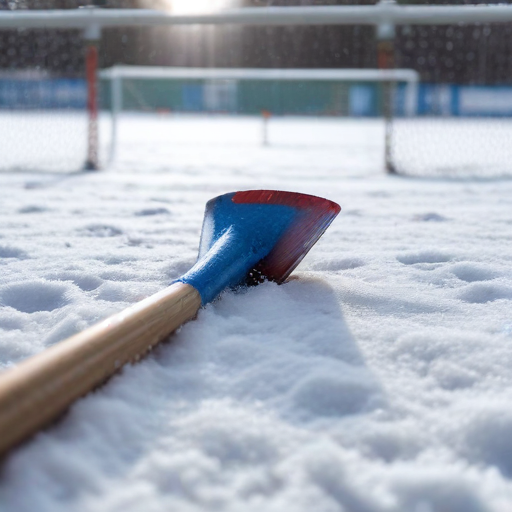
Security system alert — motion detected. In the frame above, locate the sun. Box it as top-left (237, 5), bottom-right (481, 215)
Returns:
top-left (166, 0), bottom-right (236, 14)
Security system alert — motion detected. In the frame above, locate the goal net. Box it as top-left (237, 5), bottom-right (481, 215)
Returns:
top-left (97, 9), bottom-right (512, 179)
top-left (388, 22), bottom-right (512, 178)
top-left (0, 24), bottom-right (108, 173)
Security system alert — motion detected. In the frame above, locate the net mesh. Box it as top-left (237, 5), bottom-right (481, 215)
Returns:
top-left (0, 26), bottom-right (89, 172)
top-left (390, 118), bottom-right (512, 178)
top-left (389, 22), bottom-right (512, 178)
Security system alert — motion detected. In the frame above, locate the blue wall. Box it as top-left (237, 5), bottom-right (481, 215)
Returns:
top-left (2, 77), bottom-right (511, 117)
top-left (396, 83), bottom-right (512, 117)
top-left (0, 79), bottom-right (86, 109)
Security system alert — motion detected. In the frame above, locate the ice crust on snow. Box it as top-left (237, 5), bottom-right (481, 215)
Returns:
top-left (0, 116), bottom-right (512, 511)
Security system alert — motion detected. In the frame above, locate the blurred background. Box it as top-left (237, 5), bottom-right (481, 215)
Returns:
top-left (0, 0), bottom-right (511, 176)
top-left (2, 0), bottom-right (511, 84)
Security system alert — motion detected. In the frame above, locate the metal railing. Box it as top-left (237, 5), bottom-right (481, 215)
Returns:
top-left (0, 2), bottom-right (512, 30)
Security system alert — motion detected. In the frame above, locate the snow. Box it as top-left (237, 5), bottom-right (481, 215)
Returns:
top-left (1, 114), bottom-right (512, 511)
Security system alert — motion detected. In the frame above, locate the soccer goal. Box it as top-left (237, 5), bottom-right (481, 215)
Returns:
top-left (99, 65), bottom-right (419, 161)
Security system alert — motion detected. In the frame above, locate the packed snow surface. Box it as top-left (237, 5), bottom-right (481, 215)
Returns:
top-left (1, 115), bottom-right (512, 512)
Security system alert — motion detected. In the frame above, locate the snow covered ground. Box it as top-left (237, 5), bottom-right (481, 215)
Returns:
top-left (1, 114), bottom-right (512, 511)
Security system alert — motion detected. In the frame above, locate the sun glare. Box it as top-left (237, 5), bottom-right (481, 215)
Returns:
top-left (167, 0), bottom-right (235, 14)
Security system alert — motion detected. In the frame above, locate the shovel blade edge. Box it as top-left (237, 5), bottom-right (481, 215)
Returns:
top-left (232, 190), bottom-right (341, 283)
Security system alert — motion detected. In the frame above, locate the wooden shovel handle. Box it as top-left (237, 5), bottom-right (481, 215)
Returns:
top-left (0, 282), bottom-right (201, 457)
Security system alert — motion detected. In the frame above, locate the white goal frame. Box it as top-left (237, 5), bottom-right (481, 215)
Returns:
top-left (99, 65), bottom-right (420, 161)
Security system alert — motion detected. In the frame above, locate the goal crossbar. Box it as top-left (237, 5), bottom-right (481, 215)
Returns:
top-left (99, 66), bottom-right (419, 84)
top-left (1, 4), bottom-right (512, 30)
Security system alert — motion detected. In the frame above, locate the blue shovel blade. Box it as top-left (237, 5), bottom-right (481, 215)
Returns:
top-left (178, 190), bottom-right (341, 305)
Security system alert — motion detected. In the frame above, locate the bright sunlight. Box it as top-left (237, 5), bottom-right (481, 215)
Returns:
top-left (165, 0), bottom-right (236, 14)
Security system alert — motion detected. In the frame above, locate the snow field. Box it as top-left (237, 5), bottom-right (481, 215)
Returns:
top-left (0, 115), bottom-right (512, 511)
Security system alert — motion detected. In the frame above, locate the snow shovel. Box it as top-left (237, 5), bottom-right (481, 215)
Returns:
top-left (0, 190), bottom-right (340, 456)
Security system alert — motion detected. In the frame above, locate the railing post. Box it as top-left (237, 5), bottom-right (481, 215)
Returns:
top-left (110, 68), bottom-right (122, 164)
top-left (84, 22), bottom-right (101, 171)
top-left (376, 0), bottom-right (397, 175)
